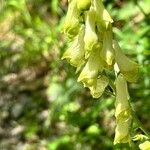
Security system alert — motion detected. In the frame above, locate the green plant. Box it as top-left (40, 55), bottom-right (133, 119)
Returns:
top-left (62, 0), bottom-right (150, 149)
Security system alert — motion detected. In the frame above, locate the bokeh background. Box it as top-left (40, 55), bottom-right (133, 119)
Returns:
top-left (0, 0), bottom-right (150, 149)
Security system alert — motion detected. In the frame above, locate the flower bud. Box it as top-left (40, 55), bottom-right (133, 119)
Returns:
top-left (89, 75), bottom-right (109, 98)
top-left (78, 45), bottom-right (104, 87)
top-left (139, 141), bottom-right (150, 150)
top-left (100, 25), bottom-right (115, 68)
top-left (63, 0), bottom-right (80, 38)
top-left (62, 26), bottom-right (85, 70)
top-left (77, 0), bottom-right (91, 11)
top-left (113, 41), bottom-right (139, 82)
top-left (84, 8), bottom-right (98, 58)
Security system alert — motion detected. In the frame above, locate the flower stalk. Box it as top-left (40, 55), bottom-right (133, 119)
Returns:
top-left (62, 0), bottom-right (148, 147)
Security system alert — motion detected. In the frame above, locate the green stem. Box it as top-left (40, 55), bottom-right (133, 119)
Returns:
top-left (131, 105), bottom-right (150, 139)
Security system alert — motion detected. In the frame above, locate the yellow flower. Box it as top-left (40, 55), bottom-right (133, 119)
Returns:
top-left (63, 0), bottom-right (80, 38)
top-left (100, 25), bottom-right (115, 68)
top-left (78, 45), bottom-right (104, 87)
top-left (89, 75), bottom-right (109, 98)
top-left (113, 41), bottom-right (139, 82)
top-left (62, 26), bottom-right (85, 70)
top-left (84, 8), bottom-right (98, 58)
top-left (115, 74), bottom-right (130, 120)
top-left (114, 74), bottom-right (131, 144)
top-left (92, 0), bottom-right (113, 30)
top-left (114, 121), bottom-right (131, 144)
top-left (139, 141), bottom-right (150, 150)
top-left (77, 0), bottom-right (91, 11)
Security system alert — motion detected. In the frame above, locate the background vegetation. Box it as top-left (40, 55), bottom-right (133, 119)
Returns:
top-left (0, 0), bottom-right (150, 149)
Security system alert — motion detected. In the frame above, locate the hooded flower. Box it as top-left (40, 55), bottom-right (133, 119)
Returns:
top-left (114, 74), bottom-right (131, 144)
top-left (89, 75), bottom-right (109, 98)
top-left (78, 45), bottom-right (104, 87)
top-left (113, 41), bottom-right (139, 82)
top-left (84, 8), bottom-right (98, 58)
top-left (92, 0), bottom-right (113, 30)
top-left (63, 0), bottom-right (80, 38)
top-left (100, 25), bottom-right (115, 69)
top-left (62, 26), bottom-right (85, 70)
top-left (77, 0), bottom-right (91, 11)
top-left (115, 74), bottom-right (130, 119)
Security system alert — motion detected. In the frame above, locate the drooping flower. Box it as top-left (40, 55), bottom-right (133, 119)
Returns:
top-left (77, 0), bottom-right (91, 11)
top-left (78, 45), bottom-right (104, 87)
top-left (100, 24), bottom-right (115, 69)
top-left (63, 0), bottom-right (80, 38)
top-left (84, 7), bottom-right (98, 58)
top-left (114, 74), bottom-right (131, 144)
top-left (115, 74), bottom-right (130, 120)
top-left (62, 26), bottom-right (85, 70)
top-left (113, 41), bottom-right (139, 82)
top-left (89, 75), bottom-right (109, 98)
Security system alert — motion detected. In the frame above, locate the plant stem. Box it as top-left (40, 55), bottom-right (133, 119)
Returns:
top-left (131, 105), bottom-right (150, 139)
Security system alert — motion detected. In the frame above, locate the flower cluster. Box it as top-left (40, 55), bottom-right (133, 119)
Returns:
top-left (62, 0), bottom-right (139, 145)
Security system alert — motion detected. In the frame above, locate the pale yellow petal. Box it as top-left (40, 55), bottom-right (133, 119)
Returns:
top-left (114, 121), bottom-right (131, 144)
top-left (62, 26), bottom-right (85, 69)
top-left (84, 8), bottom-right (98, 58)
top-left (100, 25), bottom-right (115, 68)
top-left (89, 75), bottom-right (109, 98)
top-left (78, 46), bottom-right (104, 87)
top-left (115, 74), bottom-right (130, 119)
top-left (113, 41), bottom-right (139, 82)
top-left (63, 0), bottom-right (80, 38)
top-left (92, 0), bottom-right (113, 30)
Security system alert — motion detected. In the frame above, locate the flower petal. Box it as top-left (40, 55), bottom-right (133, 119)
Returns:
top-left (89, 75), bottom-right (109, 98)
top-left (63, 0), bottom-right (80, 38)
top-left (78, 45), bottom-right (104, 87)
top-left (93, 0), bottom-right (113, 30)
top-left (113, 41), bottom-right (139, 82)
top-left (100, 25), bottom-right (115, 68)
top-left (114, 121), bottom-right (131, 144)
top-left (62, 26), bottom-right (85, 70)
top-left (114, 74), bottom-right (131, 145)
top-left (84, 8), bottom-right (98, 58)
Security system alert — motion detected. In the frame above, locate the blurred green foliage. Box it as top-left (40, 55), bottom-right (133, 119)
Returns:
top-left (0, 0), bottom-right (150, 149)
